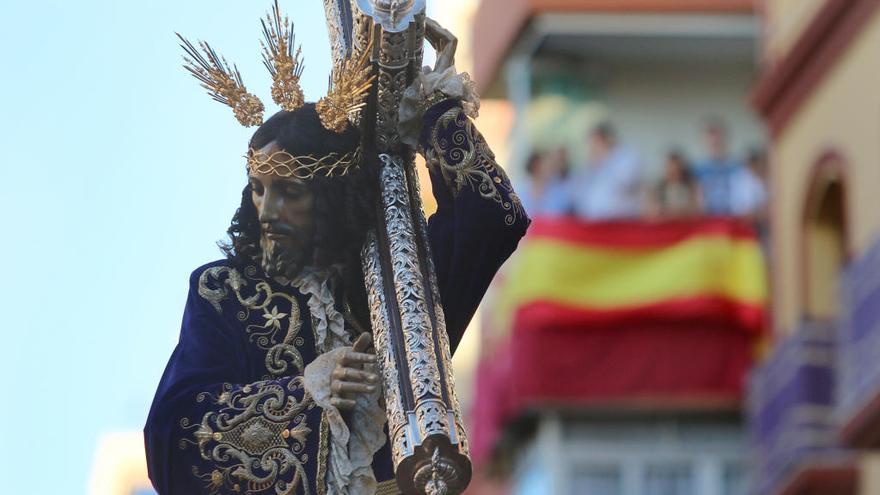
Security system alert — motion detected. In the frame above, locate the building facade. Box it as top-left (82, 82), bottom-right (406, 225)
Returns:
top-left (471, 0), bottom-right (764, 176)
top-left (749, 1), bottom-right (880, 494)
top-left (467, 2), bottom-right (767, 494)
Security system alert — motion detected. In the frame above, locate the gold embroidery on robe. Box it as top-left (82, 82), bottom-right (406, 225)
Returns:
top-left (424, 106), bottom-right (525, 226)
top-left (316, 411), bottom-right (330, 495)
top-left (179, 378), bottom-right (316, 494)
top-left (375, 479), bottom-right (402, 495)
top-left (198, 265), bottom-right (306, 376)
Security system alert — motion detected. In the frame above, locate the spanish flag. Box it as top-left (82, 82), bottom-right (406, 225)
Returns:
top-left (471, 217), bottom-right (768, 463)
top-left (495, 217), bottom-right (767, 337)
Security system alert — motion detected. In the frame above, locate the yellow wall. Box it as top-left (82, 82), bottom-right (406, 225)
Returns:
top-left (861, 453), bottom-right (880, 495)
top-left (762, 0), bottom-right (827, 63)
top-left (770, 9), bottom-right (880, 334)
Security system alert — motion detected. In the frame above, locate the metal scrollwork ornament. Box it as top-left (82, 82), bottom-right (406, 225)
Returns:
top-left (324, 1), bottom-right (471, 493)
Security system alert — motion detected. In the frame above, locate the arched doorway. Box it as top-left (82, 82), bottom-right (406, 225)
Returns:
top-left (802, 153), bottom-right (848, 320)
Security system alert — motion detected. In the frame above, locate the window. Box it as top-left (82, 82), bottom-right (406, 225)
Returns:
top-left (570, 465), bottom-right (622, 495)
top-left (722, 463), bottom-right (747, 495)
top-left (514, 417), bottom-right (747, 495)
top-left (802, 154), bottom-right (848, 320)
top-left (644, 464), bottom-right (693, 495)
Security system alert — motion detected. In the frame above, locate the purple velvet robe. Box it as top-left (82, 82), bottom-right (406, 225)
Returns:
top-left (144, 100), bottom-right (529, 494)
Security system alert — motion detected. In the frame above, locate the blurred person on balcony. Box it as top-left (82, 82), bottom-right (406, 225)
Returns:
top-left (694, 119), bottom-right (766, 217)
top-left (570, 122), bottom-right (643, 220)
top-left (518, 148), bottom-right (571, 217)
top-left (647, 149), bottom-right (702, 219)
top-left (732, 147), bottom-right (769, 221)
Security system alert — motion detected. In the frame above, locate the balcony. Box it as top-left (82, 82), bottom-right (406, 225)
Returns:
top-left (838, 238), bottom-right (880, 448)
top-left (472, 217), bottom-right (768, 465)
top-left (748, 321), bottom-right (855, 495)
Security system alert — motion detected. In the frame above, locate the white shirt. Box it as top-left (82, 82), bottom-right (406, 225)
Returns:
top-left (730, 167), bottom-right (767, 216)
top-left (569, 147), bottom-right (643, 220)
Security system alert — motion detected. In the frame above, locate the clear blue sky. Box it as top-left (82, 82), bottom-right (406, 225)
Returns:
top-left (0, 1), bottom-right (434, 492)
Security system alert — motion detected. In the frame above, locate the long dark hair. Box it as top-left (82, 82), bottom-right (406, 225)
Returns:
top-left (220, 104), bottom-right (375, 325)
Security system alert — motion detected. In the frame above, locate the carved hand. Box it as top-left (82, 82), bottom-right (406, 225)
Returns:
top-left (329, 332), bottom-right (380, 410)
top-left (425, 17), bottom-right (457, 73)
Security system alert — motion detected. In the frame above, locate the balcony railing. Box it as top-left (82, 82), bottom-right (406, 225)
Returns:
top-left (839, 237), bottom-right (880, 447)
top-left (748, 321), bottom-right (853, 495)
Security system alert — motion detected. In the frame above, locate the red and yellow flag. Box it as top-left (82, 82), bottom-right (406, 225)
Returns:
top-left (491, 217), bottom-right (767, 340)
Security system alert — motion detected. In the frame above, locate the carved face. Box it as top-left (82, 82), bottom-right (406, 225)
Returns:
top-left (248, 141), bottom-right (316, 279)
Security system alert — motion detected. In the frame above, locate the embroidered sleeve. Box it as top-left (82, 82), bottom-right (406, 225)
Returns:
top-left (417, 100), bottom-right (530, 354)
top-left (179, 377), bottom-right (323, 495)
top-left (420, 100), bottom-right (526, 228)
top-left (144, 267), bottom-right (329, 495)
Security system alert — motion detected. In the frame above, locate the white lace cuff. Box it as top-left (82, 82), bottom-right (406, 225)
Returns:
top-left (398, 65), bottom-right (481, 147)
top-left (304, 347), bottom-right (387, 495)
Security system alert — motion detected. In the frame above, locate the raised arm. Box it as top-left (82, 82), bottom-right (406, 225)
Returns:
top-left (396, 19), bottom-right (530, 353)
top-left (419, 98), bottom-right (530, 353)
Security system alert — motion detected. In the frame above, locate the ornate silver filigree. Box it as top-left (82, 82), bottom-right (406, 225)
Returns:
top-left (323, 0), bottom-right (351, 66)
top-left (361, 231), bottom-right (410, 460)
top-left (380, 155), bottom-right (444, 402)
top-left (325, 2), bottom-right (472, 492)
top-left (406, 162), bottom-right (470, 457)
top-left (355, 0), bottom-right (425, 33)
top-left (374, 154), bottom-right (470, 493)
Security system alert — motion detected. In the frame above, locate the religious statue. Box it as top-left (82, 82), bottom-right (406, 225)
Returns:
top-left (144, 2), bottom-right (528, 494)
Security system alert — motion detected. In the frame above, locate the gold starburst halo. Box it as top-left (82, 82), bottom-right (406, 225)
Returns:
top-left (177, 34), bottom-right (265, 127)
top-left (178, 1), bottom-right (373, 179)
top-left (260, 0), bottom-right (304, 112)
top-left (316, 41), bottom-right (376, 133)
top-left (246, 148), bottom-right (362, 180)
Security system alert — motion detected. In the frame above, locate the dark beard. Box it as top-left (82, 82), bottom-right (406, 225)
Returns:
top-left (260, 236), bottom-right (308, 280)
